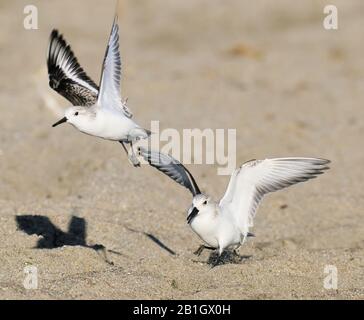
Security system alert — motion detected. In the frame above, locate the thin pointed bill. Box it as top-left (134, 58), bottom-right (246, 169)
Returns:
top-left (52, 117), bottom-right (68, 127)
top-left (187, 207), bottom-right (199, 224)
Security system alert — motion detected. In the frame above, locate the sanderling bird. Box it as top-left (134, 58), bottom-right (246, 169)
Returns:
top-left (47, 17), bottom-right (150, 166)
top-left (139, 147), bottom-right (330, 265)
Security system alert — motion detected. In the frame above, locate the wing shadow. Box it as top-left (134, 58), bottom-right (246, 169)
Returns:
top-left (15, 215), bottom-right (120, 264)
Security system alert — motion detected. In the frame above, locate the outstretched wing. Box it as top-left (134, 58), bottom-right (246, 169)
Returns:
top-left (47, 29), bottom-right (99, 106)
top-left (139, 148), bottom-right (201, 196)
top-left (219, 158), bottom-right (330, 236)
top-left (96, 16), bottom-right (132, 118)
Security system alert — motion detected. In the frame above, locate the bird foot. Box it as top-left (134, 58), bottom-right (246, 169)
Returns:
top-left (210, 256), bottom-right (222, 269)
top-left (129, 155), bottom-right (141, 167)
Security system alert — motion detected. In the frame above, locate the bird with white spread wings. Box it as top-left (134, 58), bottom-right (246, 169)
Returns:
top-left (139, 147), bottom-right (330, 265)
top-left (47, 17), bottom-right (150, 167)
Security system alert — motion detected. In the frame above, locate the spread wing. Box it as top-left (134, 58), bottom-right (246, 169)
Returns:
top-left (219, 158), bottom-right (330, 236)
top-left (96, 16), bottom-right (132, 117)
top-left (47, 29), bottom-right (99, 106)
top-left (138, 148), bottom-right (201, 196)
top-left (47, 28), bottom-right (132, 117)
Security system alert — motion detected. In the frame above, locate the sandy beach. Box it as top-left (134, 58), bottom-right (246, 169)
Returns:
top-left (0, 0), bottom-right (363, 299)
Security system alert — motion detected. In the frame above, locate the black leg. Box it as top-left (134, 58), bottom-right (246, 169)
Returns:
top-left (119, 141), bottom-right (140, 167)
top-left (233, 249), bottom-right (240, 258)
top-left (130, 141), bottom-right (141, 167)
top-left (194, 245), bottom-right (215, 256)
top-left (232, 245), bottom-right (241, 257)
top-left (119, 141), bottom-right (128, 156)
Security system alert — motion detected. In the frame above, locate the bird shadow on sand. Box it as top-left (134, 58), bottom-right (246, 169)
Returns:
top-left (15, 215), bottom-right (122, 265)
top-left (124, 226), bottom-right (176, 256)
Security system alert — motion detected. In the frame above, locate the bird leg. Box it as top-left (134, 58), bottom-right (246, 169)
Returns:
top-left (129, 141), bottom-right (141, 167)
top-left (119, 141), bottom-right (140, 167)
top-left (193, 245), bottom-right (215, 256)
top-left (233, 249), bottom-right (241, 259)
top-left (232, 244), bottom-right (241, 258)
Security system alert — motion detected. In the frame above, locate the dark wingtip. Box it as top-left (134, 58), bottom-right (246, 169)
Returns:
top-left (323, 159), bottom-right (331, 165)
top-left (50, 29), bottom-right (59, 37)
top-left (49, 29), bottom-right (62, 43)
top-left (313, 158), bottom-right (331, 165)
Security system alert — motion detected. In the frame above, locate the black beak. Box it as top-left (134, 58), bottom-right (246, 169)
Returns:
top-left (52, 117), bottom-right (68, 127)
top-left (187, 207), bottom-right (199, 224)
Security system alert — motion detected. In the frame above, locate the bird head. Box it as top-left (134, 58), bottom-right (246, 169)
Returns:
top-left (52, 106), bottom-right (94, 129)
top-left (187, 194), bottom-right (214, 224)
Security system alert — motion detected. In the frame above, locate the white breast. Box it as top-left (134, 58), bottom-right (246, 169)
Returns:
top-left (80, 109), bottom-right (136, 141)
top-left (190, 207), bottom-right (243, 251)
top-left (189, 210), bottom-right (220, 248)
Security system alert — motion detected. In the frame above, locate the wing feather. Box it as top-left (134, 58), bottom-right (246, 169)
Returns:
top-left (47, 27), bottom-right (132, 117)
top-left (219, 158), bottom-right (330, 235)
top-left (138, 148), bottom-right (201, 196)
top-left (47, 29), bottom-right (98, 106)
top-left (96, 17), bottom-right (132, 117)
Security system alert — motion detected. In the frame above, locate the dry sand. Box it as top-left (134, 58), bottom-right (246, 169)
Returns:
top-left (0, 0), bottom-right (363, 299)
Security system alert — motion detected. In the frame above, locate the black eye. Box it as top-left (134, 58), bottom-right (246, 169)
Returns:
top-left (203, 200), bottom-right (207, 205)
top-left (74, 112), bottom-right (79, 116)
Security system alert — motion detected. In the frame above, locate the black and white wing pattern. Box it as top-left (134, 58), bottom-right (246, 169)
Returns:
top-left (138, 148), bottom-right (201, 197)
top-left (219, 158), bottom-right (330, 236)
top-left (47, 29), bottom-right (99, 106)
